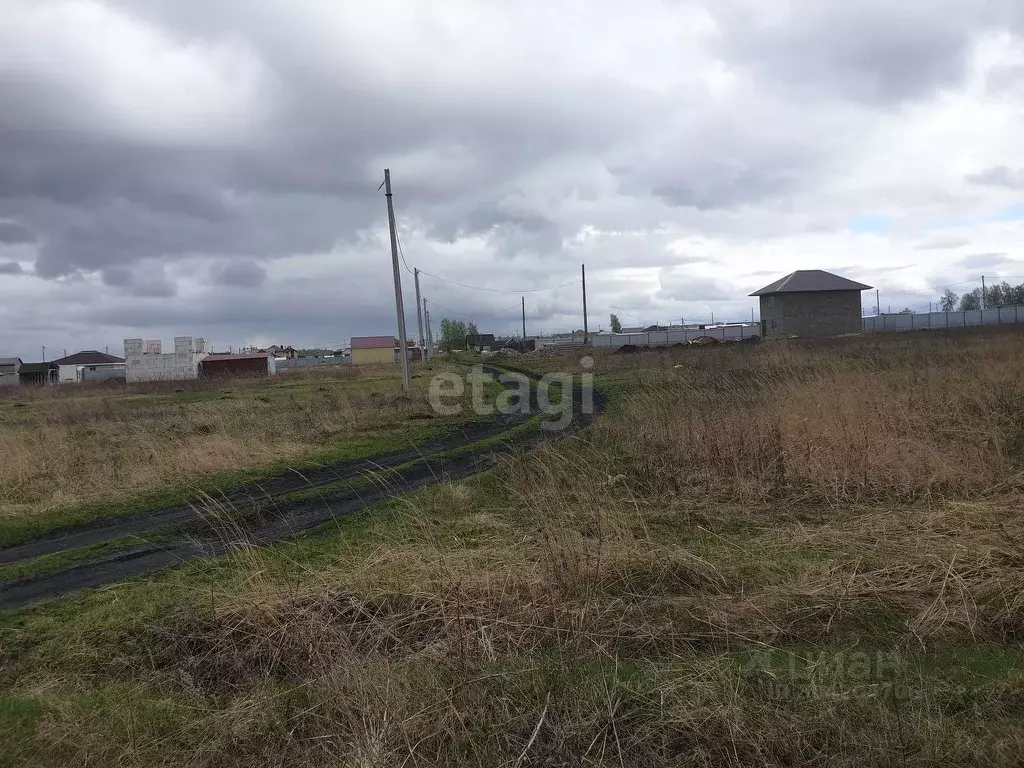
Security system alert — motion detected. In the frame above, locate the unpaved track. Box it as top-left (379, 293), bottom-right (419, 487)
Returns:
top-left (0, 415), bottom-right (523, 566)
top-left (0, 365), bottom-right (600, 609)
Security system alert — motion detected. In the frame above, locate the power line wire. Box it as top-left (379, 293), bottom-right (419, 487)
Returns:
top-left (426, 299), bottom-right (523, 320)
top-left (419, 269), bottom-right (582, 293)
top-left (395, 228), bottom-right (414, 276)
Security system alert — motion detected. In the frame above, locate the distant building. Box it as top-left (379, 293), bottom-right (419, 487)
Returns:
top-left (18, 362), bottom-right (58, 386)
top-left (751, 270), bottom-right (872, 338)
top-left (201, 352), bottom-right (276, 377)
top-left (466, 333), bottom-right (496, 351)
top-left (51, 350), bottom-right (125, 383)
top-left (124, 337), bottom-right (208, 382)
top-left (0, 357), bottom-right (21, 387)
top-left (351, 336), bottom-right (397, 365)
top-left (265, 345), bottom-right (300, 359)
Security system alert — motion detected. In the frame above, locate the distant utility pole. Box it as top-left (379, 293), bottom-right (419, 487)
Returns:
top-left (751, 308), bottom-right (755, 323)
top-left (581, 263), bottom-right (589, 345)
top-left (41, 345), bottom-right (45, 362)
top-left (383, 168), bottom-right (411, 392)
top-left (981, 275), bottom-right (986, 310)
top-left (876, 289), bottom-right (881, 315)
top-left (422, 298), bottom-right (430, 361)
top-left (424, 305), bottom-right (433, 358)
top-left (521, 296), bottom-right (527, 339)
top-left (414, 267), bottom-right (425, 351)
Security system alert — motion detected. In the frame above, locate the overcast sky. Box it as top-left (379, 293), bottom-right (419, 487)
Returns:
top-left (2, 0), bottom-right (1024, 357)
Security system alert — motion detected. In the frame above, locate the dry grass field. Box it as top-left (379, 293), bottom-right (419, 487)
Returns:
top-left (2, 330), bottom-right (1024, 766)
top-left (0, 362), bottom-right (475, 532)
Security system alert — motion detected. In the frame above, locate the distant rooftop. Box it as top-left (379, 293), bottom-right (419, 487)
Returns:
top-left (351, 335), bottom-right (397, 349)
top-left (750, 270), bottom-right (872, 296)
top-left (51, 350), bottom-right (125, 366)
top-left (18, 362), bottom-right (57, 373)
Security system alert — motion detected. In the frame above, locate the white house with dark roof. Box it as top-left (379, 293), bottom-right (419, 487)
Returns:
top-left (51, 351), bottom-right (125, 383)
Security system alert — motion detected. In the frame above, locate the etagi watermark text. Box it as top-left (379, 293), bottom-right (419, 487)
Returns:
top-left (428, 359), bottom-right (594, 431)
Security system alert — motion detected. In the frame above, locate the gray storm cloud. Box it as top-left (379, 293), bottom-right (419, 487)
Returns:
top-left (0, 0), bottom-right (1022, 356)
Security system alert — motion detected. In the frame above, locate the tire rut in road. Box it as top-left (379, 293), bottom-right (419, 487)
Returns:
top-left (0, 363), bottom-right (601, 609)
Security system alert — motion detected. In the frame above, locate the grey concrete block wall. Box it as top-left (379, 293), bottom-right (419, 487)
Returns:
top-left (124, 335), bottom-right (206, 382)
top-left (759, 291), bottom-right (863, 338)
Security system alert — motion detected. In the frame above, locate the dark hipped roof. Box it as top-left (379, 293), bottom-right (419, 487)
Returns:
top-left (19, 362), bottom-right (57, 374)
top-left (51, 350), bottom-right (125, 365)
top-left (0, 357), bottom-right (22, 366)
top-left (750, 270), bottom-right (872, 296)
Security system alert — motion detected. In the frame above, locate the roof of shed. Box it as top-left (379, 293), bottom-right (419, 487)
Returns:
top-left (0, 357), bottom-right (22, 366)
top-left (19, 362), bottom-right (57, 373)
top-left (350, 335), bottom-right (397, 349)
top-left (51, 350), bottom-right (125, 365)
top-left (750, 270), bottom-right (872, 296)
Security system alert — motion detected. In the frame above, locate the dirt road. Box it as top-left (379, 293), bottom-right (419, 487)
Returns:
top-left (0, 364), bottom-right (600, 609)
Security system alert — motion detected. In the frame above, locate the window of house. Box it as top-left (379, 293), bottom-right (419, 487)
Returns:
top-left (771, 319), bottom-right (779, 331)
top-left (766, 296), bottom-right (775, 307)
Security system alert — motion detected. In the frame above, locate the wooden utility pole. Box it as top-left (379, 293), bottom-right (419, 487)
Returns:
top-left (876, 289), bottom-right (881, 315)
top-left (982, 275), bottom-right (986, 309)
top-left (414, 268), bottom-right (425, 351)
top-left (521, 296), bottom-right (526, 339)
top-left (581, 264), bottom-right (589, 345)
top-left (383, 168), bottom-right (411, 391)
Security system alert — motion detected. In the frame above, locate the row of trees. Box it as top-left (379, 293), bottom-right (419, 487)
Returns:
top-left (437, 319), bottom-right (479, 352)
top-left (938, 281), bottom-right (1024, 313)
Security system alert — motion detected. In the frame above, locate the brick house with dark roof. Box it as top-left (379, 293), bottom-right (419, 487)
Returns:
top-left (751, 270), bottom-right (872, 338)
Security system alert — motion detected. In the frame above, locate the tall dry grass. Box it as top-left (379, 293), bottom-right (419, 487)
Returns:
top-left (0, 364), bottom-right (458, 519)
top-left (598, 332), bottom-right (1024, 503)
top-left (9, 331), bottom-right (1024, 766)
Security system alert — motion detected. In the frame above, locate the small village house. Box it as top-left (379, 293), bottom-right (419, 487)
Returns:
top-left (264, 345), bottom-right (300, 359)
top-left (350, 336), bottom-right (398, 365)
top-left (51, 350), bottom-right (125, 383)
top-left (751, 269), bottom-right (872, 338)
